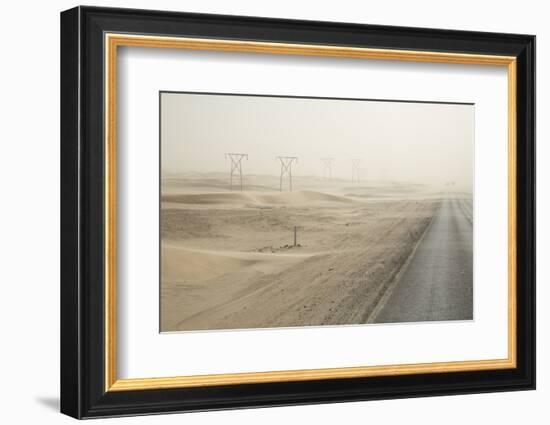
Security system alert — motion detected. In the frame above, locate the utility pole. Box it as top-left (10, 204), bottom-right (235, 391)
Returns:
top-left (321, 158), bottom-right (334, 180)
top-left (351, 159), bottom-right (361, 183)
top-left (277, 156), bottom-right (298, 191)
top-left (225, 153), bottom-right (248, 191)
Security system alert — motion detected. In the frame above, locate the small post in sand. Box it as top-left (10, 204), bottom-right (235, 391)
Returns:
top-left (294, 226), bottom-right (297, 247)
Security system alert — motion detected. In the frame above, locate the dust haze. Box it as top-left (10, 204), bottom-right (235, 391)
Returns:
top-left (161, 92), bottom-right (473, 191)
top-left (160, 92), bottom-right (474, 332)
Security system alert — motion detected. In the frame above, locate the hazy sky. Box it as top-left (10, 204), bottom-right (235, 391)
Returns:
top-left (161, 92), bottom-right (474, 188)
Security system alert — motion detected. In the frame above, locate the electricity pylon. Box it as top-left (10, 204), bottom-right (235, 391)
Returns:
top-left (277, 156), bottom-right (298, 191)
top-left (321, 158), bottom-right (334, 180)
top-left (225, 153), bottom-right (248, 191)
top-left (351, 159), bottom-right (361, 183)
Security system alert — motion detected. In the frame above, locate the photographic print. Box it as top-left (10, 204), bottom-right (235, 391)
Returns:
top-left (160, 92), bottom-right (474, 332)
top-left (61, 9), bottom-right (535, 417)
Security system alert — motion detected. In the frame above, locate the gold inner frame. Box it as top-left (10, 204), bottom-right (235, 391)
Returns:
top-left (104, 33), bottom-right (517, 392)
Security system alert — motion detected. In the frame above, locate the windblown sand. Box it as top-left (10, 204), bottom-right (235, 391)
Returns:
top-left (160, 173), bottom-right (445, 332)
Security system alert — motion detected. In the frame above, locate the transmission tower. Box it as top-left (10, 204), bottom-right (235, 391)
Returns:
top-left (351, 159), bottom-right (361, 183)
top-left (321, 158), bottom-right (334, 180)
top-left (277, 156), bottom-right (298, 191)
top-left (225, 153), bottom-right (248, 191)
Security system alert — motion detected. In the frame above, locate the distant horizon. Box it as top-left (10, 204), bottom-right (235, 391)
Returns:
top-left (161, 170), bottom-right (471, 192)
top-left (162, 170), bottom-right (454, 181)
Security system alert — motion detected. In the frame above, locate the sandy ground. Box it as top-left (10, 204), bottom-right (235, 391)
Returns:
top-left (160, 173), bottom-right (462, 332)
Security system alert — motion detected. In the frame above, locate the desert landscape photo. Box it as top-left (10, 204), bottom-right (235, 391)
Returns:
top-left (160, 92), bottom-right (474, 332)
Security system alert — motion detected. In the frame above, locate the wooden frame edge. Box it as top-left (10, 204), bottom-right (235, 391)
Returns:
top-left (104, 33), bottom-right (518, 392)
top-left (507, 59), bottom-right (518, 369)
top-left (108, 358), bottom-right (516, 391)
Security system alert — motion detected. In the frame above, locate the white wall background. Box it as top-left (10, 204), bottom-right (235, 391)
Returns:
top-left (0, 0), bottom-right (545, 423)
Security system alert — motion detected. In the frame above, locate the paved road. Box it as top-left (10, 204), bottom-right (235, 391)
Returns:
top-left (372, 195), bottom-right (473, 323)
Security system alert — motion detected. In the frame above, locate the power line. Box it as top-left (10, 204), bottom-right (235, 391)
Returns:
top-left (225, 153), bottom-right (248, 191)
top-left (321, 158), bottom-right (334, 180)
top-left (277, 156), bottom-right (298, 191)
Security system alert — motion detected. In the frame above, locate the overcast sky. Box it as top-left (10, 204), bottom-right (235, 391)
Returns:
top-left (161, 92), bottom-right (474, 188)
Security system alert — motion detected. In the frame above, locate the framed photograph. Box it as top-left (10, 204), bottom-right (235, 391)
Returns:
top-left (60, 6), bottom-right (535, 419)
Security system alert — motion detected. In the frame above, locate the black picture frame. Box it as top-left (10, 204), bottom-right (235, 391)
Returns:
top-left (60, 5), bottom-right (535, 419)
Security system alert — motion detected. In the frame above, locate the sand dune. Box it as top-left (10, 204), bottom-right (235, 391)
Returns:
top-left (160, 174), bottom-right (456, 332)
top-left (162, 190), bottom-right (357, 207)
top-left (161, 243), bottom-right (316, 330)
top-left (254, 190), bottom-right (355, 205)
top-left (162, 192), bottom-right (252, 205)
top-left (162, 243), bottom-right (312, 283)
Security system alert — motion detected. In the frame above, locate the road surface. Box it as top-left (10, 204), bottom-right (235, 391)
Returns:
top-left (371, 195), bottom-right (473, 323)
